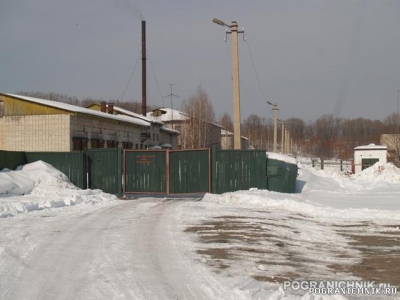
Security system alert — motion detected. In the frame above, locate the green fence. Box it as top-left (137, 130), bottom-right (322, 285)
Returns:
top-left (25, 152), bottom-right (86, 189)
top-left (2, 148), bottom-right (298, 196)
top-left (124, 150), bottom-right (167, 194)
top-left (0, 151), bottom-right (27, 170)
top-left (88, 148), bottom-right (122, 196)
top-left (169, 149), bottom-right (210, 194)
top-left (212, 148), bottom-right (267, 194)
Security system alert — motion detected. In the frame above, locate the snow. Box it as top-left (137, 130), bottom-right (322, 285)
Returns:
top-left (267, 152), bottom-right (297, 164)
top-left (0, 160), bottom-right (117, 217)
top-left (1, 160), bottom-right (400, 299)
top-left (354, 143), bottom-right (387, 150)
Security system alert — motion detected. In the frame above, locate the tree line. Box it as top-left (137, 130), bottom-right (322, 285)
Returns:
top-left (18, 90), bottom-right (400, 163)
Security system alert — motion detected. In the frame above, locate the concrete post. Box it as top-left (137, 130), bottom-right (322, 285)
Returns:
top-left (231, 21), bottom-right (241, 150)
top-left (272, 105), bottom-right (278, 152)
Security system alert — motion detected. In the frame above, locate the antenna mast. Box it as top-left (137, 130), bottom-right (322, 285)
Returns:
top-left (166, 84), bottom-right (179, 128)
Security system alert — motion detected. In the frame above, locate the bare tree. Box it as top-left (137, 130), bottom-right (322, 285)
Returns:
top-left (219, 113), bottom-right (234, 132)
top-left (180, 86), bottom-right (219, 149)
top-left (242, 114), bottom-right (272, 150)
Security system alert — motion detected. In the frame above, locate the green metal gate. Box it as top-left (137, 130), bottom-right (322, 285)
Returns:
top-left (124, 149), bottom-right (210, 194)
top-left (124, 150), bottom-right (167, 194)
top-left (88, 148), bottom-right (122, 196)
top-left (169, 149), bottom-right (210, 194)
top-left (212, 148), bottom-right (267, 194)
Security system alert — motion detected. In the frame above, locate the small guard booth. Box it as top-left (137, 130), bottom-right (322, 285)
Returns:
top-left (353, 143), bottom-right (387, 174)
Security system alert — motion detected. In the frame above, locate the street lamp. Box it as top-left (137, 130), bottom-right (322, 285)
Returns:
top-left (213, 18), bottom-right (244, 150)
top-left (267, 101), bottom-right (279, 153)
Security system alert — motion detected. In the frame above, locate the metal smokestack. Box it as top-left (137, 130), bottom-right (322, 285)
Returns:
top-left (141, 20), bottom-right (147, 116)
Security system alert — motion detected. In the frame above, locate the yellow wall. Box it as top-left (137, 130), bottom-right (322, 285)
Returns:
top-left (0, 94), bottom-right (73, 116)
top-left (86, 103), bottom-right (101, 112)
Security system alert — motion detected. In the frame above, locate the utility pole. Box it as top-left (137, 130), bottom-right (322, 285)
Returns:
top-left (281, 121), bottom-right (285, 154)
top-left (213, 18), bottom-right (245, 150)
top-left (267, 101), bottom-right (279, 153)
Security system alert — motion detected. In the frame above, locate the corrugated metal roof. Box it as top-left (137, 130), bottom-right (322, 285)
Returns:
top-left (4, 93), bottom-right (151, 127)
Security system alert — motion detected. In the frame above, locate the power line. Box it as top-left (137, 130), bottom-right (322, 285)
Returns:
top-left (120, 52), bottom-right (141, 102)
top-left (245, 39), bottom-right (268, 102)
top-left (147, 51), bottom-right (165, 107)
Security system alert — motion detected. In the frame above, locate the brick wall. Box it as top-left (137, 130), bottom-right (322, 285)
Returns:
top-left (0, 115), bottom-right (70, 151)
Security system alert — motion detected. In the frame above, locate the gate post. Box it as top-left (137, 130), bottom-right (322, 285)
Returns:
top-left (117, 148), bottom-right (123, 197)
top-left (166, 149), bottom-right (170, 195)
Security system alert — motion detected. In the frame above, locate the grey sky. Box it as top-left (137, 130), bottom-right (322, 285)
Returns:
top-left (1, 0), bottom-right (400, 122)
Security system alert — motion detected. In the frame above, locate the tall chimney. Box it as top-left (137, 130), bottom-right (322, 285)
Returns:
top-left (141, 20), bottom-right (147, 116)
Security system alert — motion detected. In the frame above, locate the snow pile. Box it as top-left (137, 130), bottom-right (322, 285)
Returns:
top-left (202, 164), bottom-right (400, 223)
top-left (0, 161), bottom-right (76, 196)
top-left (0, 161), bottom-right (117, 218)
top-left (355, 162), bottom-right (400, 183)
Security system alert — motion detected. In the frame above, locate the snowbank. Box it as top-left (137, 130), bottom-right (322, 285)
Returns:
top-left (0, 161), bottom-right (117, 218)
top-left (202, 163), bottom-right (400, 223)
top-left (355, 162), bottom-right (400, 183)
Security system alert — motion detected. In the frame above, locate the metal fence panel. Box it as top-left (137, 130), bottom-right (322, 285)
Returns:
top-left (25, 152), bottom-right (86, 189)
top-left (213, 149), bottom-right (267, 194)
top-left (124, 150), bottom-right (167, 194)
top-left (0, 151), bottom-right (27, 170)
top-left (88, 148), bottom-right (122, 196)
top-left (169, 149), bottom-right (210, 194)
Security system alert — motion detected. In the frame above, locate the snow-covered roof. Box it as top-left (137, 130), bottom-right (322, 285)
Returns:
top-left (112, 106), bottom-right (156, 124)
top-left (160, 126), bottom-right (180, 134)
top-left (221, 129), bottom-right (249, 140)
top-left (147, 108), bottom-right (224, 128)
top-left (146, 108), bottom-right (188, 122)
top-left (5, 93), bottom-right (150, 127)
top-left (354, 143), bottom-right (387, 151)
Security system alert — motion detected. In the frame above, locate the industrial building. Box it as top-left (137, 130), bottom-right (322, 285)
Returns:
top-left (0, 93), bottom-right (178, 152)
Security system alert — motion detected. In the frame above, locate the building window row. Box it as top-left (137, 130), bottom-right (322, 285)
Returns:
top-left (72, 138), bottom-right (151, 151)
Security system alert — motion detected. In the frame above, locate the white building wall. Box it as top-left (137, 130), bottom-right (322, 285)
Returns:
top-left (0, 115), bottom-right (70, 151)
top-left (354, 147), bottom-right (387, 174)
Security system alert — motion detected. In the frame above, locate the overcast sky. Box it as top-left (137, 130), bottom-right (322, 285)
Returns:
top-left (1, 0), bottom-right (400, 122)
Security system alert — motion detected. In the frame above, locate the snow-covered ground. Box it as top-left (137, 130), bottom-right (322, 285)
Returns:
top-left (1, 160), bottom-right (399, 299)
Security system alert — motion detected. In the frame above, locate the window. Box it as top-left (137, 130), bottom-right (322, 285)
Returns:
top-left (90, 139), bottom-right (104, 149)
top-left (72, 137), bottom-right (88, 152)
top-left (135, 143), bottom-right (139, 149)
top-left (122, 142), bottom-right (133, 149)
top-left (107, 140), bottom-right (119, 148)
